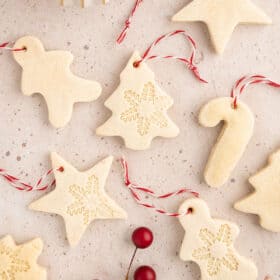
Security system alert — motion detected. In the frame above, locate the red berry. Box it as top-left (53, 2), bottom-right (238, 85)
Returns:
top-left (134, 266), bottom-right (156, 280)
top-left (132, 227), bottom-right (153, 249)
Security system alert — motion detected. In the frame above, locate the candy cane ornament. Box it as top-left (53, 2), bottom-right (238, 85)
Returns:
top-left (199, 75), bottom-right (280, 188)
top-left (120, 157), bottom-right (199, 217)
top-left (97, 30), bottom-right (206, 150)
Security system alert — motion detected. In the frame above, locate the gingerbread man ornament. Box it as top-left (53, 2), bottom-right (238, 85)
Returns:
top-left (13, 36), bottom-right (102, 128)
top-left (178, 198), bottom-right (258, 280)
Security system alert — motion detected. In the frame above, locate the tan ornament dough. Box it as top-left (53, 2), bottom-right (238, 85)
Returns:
top-left (172, 0), bottom-right (271, 54)
top-left (178, 198), bottom-right (258, 279)
top-left (235, 149), bottom-right (280, 232)
top-left (29, 153), bottom-right (127, 247)
top-left (0, 235), bottom-right (46, 280)
top-left (96, 52), bottom-right (179, 150)
top-left (199, 97), bottom-right (254, 188)
top-left (13, 36), bottom-right (102, 128)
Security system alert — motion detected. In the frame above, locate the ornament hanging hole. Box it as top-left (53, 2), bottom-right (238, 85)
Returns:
top-left (57, 166), bottom-right (64, 172)
top-left (187, 207), bottom-right (194, 214)
top-left (133, 61), bottom-right (140, 68)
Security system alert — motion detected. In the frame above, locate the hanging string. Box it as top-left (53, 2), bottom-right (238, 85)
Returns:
top-left (231, 75), bottom-right (280, 109)
top-left (117, 0), bottom-right (143, 44)
top-left (0, 42), bottom-right (26, 52)
top-left (132, 30), bottom-right (207, 83)
top-left (0, 167), bottom-right (63, 191)
top-left (120, 157), bottom-right (199, 217)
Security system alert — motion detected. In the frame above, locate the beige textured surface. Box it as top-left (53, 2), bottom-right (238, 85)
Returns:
top-left (0, 0), bottom-right (280, 279)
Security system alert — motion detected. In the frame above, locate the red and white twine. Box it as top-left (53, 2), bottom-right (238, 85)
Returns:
top-left (0, 42), bottom-right (26, 52)
top-left (231, 75), bottom-right (280, 109)
top-left (133, 30), bottom-right (207, 83)
top-left (120, 157), bottom-right (199, 217)
top-left (0, 167), bottom-right (63, 191)
top-left (117, 0), bottom-right (143, 44)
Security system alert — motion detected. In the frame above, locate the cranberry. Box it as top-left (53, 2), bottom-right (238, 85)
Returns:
top-left (132, 227), bottom-right (153, 249)
top-left (134, 266), bottom-right (156, 280)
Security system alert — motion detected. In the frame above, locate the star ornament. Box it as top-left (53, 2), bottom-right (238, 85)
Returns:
top-left (96, 52), bottom-right (179, 150)
top-left (0, 235), bottom-right (46, 280)
top-left (172, 0), bottom-right (271, 54)
top-left (29, 153), bottom-right (127, 247)
top-left (235, 149), bottom-right (280, 232)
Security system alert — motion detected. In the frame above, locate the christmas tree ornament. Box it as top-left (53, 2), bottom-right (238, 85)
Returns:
top-left (172, 0), bottom-right (271, 54)
top-left (125, 227), bottom-right (155, 280)
top-left (97, 30), bottom-right (206, 150)
top-left (199, 75), bottom-right (280, 188)
top-left (60, 0), bottom-right (108, 7)
top-left (120, 157), bottom-right (199, 216)
top-left (29, 153), bottom-right (127, 247)
top-left (0, 235), bottom-right (46, 280)
top-left (13, 36), bottom-right (102, 128)
top-left (199, 97), bottom-right (254, 188)
top-left (235, 149), bottom-right (280, 232)
top-left (178, 198), bottom-right (258, 279)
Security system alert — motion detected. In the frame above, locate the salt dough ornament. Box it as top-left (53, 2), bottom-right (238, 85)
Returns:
top-left (172, 0), bottom-right (271, 54)
top-left (96, 51), bottom-right (179, 150)
top-left (97, 30), bottom-right (205, 150)
top-left (199, 97), bottom-right (254, 188)
top-left (235, 149), bottom-right (280, 232)
top-left (13, 36), bottom-right (102, 128)
top-left (178, 198), bottom-right (258, 279)
top-left (199, 75), bottom-right (280, 188)
top-left (29, 153), bottom-right (127, 247)
top-left (0, 235), bottom-right (46, 280)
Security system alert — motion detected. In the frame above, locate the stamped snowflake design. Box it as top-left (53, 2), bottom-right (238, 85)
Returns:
top-left (192, 224), bottom-right (239, 276)
top-left (67, 175), bottom-right (115, 225)
top-left (0, 244), bottom-right (30, 279)
top-left (120, 82), bottom-right (171, 136)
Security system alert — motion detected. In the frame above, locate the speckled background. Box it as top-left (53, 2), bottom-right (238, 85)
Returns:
top-left (0, 0), bottom-right (280, 279)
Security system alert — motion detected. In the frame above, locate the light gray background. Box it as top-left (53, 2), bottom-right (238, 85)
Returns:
top-left (0, 0), bottom-right (279, 279)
